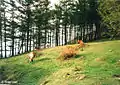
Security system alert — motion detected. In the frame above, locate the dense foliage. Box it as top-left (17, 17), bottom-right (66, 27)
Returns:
top-left (98, 0), bottom-right (120, 39)
top-left (1, 0), bottom-right (117, 58)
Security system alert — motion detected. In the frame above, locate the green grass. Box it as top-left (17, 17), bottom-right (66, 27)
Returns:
top-left (0, 40), bottom-right (120, 85)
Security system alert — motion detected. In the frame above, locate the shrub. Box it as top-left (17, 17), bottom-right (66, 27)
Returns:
top-left (57, 46), bottom-right (78, 60)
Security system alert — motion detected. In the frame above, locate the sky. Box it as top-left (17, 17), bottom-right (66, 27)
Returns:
top-left (50, 0), bottom-right (60, 6)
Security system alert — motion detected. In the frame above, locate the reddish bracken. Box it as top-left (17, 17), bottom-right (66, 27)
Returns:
top-left (57, 46), bottom-right (78, 60)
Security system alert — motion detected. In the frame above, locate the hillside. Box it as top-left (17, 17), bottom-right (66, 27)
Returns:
top-left (0, 40), bottom-right (120, 85)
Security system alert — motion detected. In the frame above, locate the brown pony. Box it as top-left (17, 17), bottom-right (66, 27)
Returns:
top-left (77, 40), bottom-right (85, 51)
top-left (27, 51), bottom-right (36, 62)
top-left (26, 47), bottom-right (40, 62)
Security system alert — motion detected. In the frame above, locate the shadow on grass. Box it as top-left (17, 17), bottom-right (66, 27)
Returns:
top-left (74, 54), bottom-right (81, 58)
top-left (36, 53), bottom-right (43, 57)
top-left (0, 63), bottom-right (51, 85)
top-left (74, 52), bottom-right (92, 59)
top-left (74, 54), bottom-right (85, 59)
top-left (34, 58), bottom-right (51, 63)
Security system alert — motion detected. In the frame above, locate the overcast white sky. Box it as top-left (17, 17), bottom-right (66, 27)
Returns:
top-left (50, 0), bottom-right (60, 6)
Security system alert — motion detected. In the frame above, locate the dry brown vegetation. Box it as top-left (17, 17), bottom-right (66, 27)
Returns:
top-left (57, 46), bottom-right (79, 60)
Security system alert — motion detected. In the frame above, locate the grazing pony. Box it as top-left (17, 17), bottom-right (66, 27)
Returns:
top-left (27, 51), bottom-right (36, 62)
top-left (26, 47), bottom-right (40, 62)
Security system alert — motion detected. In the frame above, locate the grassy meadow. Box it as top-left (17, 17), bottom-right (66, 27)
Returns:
top-left (0, 40), bottom-right (120, 85)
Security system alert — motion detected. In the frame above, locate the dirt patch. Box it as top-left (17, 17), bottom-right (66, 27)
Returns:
top-left (41, 67), bottom-right (86, 85)
top-left (75, 74), bottom-right (86, 80)
top-left (115, 60), bottom-right (120, 66)
top-left (113, 74), bottom-right (120, 80)
top-left (95, 57), bottom-right (106, 62)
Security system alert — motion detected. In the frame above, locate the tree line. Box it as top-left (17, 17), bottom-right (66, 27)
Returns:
top-left (0, 0), bottom-right (119, 58)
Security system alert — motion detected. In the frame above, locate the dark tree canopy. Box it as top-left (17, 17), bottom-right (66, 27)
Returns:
top-left (0, 0), bottom-right (113, 58)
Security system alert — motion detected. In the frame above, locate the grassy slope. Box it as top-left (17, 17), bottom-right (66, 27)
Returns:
top-left (0, 40), bottom-right (120, 85)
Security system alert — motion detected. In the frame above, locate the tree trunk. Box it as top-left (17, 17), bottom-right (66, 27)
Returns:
top-left (11, 36), bottom-right (14, 56)
top-left (50, 30), bottom-right (52, 47)
top-left (89, 23), bottom-right (93, 41)
top-left (26, 25), bottom-right (29, 52)
top-left (55, 27), bottom-right (59, 46)
top-left (26, 5), bottom-right (31, 52)
top-left (29, 33), bottom-right (31, 51)
top-left (77, 26), bottom-right (79, 40)
top-left (83, 24), bottom-right (86, 42)
top-left (11, 10), bottom-right (14, 56)
top-left (95, 21), bottom-right (101, 40)
top-left (44, 28), bottom-right (47, 48)
top-left (86, 24), bottom-right (89, 42)
top-left (0, 11), bottom-right (3, 58)
top-left (80, 25), bottom-right (82, 40)
top-left (64, 24), bottom-right (67, 45)
top-left (69, 24), bottom-right (72, 44)
top-left (4, 10), bottom-right (7, 58)
top-left (38, 27), bottom-right (41, 48)
top-left (32, 27), bottom-right (35, 50)
top-left (25, 33), bottom-right (27, 52)
top-left (62, 28), bottom-right (64, 46)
